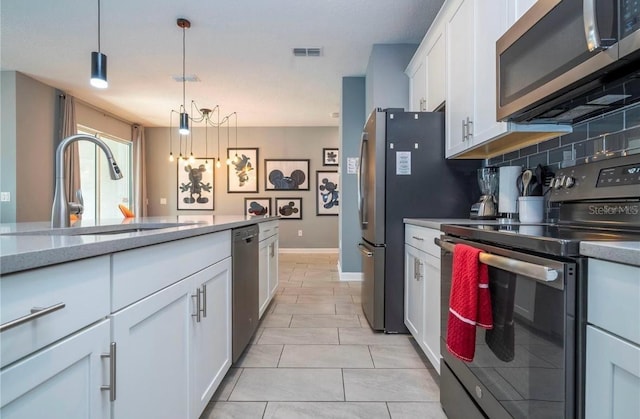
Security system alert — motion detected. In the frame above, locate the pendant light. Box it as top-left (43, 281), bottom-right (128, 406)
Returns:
top-left (90, 0), bottom-right (108, 88)
top-left (177, 18), bottom-right (191, 135)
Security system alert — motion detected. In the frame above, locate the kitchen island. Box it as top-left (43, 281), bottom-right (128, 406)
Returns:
top-left (0, 215), bottom-right (278, 419)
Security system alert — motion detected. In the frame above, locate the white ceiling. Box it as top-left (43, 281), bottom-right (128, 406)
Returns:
top-left (1, 0), bottom-right (444, 127)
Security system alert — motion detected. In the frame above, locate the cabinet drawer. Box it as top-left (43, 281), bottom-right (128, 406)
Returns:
top-left (1, 256), bottom-right (110, 368)
top-left (405, 225), bottom-right (441, 257)
top-left (259, 221), bottom-right (279, 241)
top-left (112, 231), bottom-right (231, 311)
top-left (588, 259), bottom-right (640, 345)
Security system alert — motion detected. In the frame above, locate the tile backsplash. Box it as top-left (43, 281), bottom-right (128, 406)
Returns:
top-left (487, 103), bottom-right (640, 171)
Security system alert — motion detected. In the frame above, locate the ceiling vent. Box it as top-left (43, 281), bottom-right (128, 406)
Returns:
top-left (293, 48), bottom-right (322, 57)
top-left (172, 74), bottom-right (200, 82)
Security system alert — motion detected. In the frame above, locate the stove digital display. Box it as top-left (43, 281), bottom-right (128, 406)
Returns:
top-left (596, 164), bottom-right (640, 187)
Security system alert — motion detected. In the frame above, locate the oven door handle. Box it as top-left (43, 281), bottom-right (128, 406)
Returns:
top-left (435, 238), bottom-right (559, 283)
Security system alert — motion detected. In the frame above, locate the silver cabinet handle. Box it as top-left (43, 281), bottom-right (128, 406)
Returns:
top-left (270, 242), bottom-right (275, 258)
top-left (461, 119), bottom-right (468, 141)
top-left (101, 342), bottom-right (117, 401)
top-left (192, 289), bottom-right (201, 322)
top-left (200, 284), bottom-right (207, 318)
top-left (416, 260), bottom-right (423, 281)
top-left (413, 258), bottom-right (418, 280)
top-left (412, 236), bottom-right (424, 241)
top-left (358, 243), bottom-right (373, 257)
top-left (467, 117), bottom-right (473, 137)
top-left (0, 302), bottom-right (66, 333)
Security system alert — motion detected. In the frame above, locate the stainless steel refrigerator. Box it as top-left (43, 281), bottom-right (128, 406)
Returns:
top-left (358, 109), bottom-right (480, 333)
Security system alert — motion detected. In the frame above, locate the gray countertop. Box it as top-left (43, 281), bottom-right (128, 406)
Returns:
top-left (0, 215), bottom-right (278, 275)
top-left (403, 218), bottom-right (505, 229)
top-left (580, 241), bottom-right (640, 267)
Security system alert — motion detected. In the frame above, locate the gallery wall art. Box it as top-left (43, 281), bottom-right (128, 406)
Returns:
top-left (322, 148), bottom-right (339, 166)
top-left (265, 159), bottom-right (310, 190)
top-left (316, 171), bottom-right (339, 215)
top-left (177, 158), bottom-right (214, 210)
top-left (244, 198), bottom-right (271, 216)
top-left (275, 198), bottom-right (302, 220)
top-left (227, 148), bottom-right (259, 193)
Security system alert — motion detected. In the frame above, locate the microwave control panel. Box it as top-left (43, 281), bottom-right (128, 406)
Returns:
top-left (622, 0), bottom-right (640, 38)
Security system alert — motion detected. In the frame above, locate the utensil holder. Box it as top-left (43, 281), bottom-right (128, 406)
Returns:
top-left (518, 196), bottom-right (545, 223)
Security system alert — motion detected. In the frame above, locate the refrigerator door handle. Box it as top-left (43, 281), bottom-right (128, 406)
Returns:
top-left (358, 243), bottom-right (373, 257)
top-left (357, 132), bottom-right (368, 226)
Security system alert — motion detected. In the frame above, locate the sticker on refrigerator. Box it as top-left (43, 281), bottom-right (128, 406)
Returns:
top-left (396, 151), bottom-right (411, 175)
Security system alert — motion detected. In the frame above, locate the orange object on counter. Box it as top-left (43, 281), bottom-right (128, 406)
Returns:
top-left (118, 204), bottom-right (135, 218)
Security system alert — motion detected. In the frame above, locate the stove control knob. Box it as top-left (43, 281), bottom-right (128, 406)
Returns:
top-left (563, 176), bottom-right (575, 188)
top-left (553, 176), bottom-right (564, 189)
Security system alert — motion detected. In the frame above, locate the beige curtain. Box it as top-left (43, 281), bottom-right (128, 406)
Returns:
top-left (60, 95), bottom-right (81, 202)
top-left (132, 124), bottom-right (148, 216)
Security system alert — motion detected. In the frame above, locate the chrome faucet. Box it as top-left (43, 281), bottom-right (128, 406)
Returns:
top-left (52, 134), bottom-right (123, 228)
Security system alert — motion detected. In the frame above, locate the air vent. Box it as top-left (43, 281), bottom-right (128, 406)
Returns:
top-left (292, 48), bottom-right (323, 57)
top-left (172, 74), bottom-right (200, 82)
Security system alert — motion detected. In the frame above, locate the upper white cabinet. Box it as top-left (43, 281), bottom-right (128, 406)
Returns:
top-left (427, 30), bottom-right (446, 111)
top-left (408, 55), bottom-right (427, 111)
top-left (506, 0), bottom-right (537, 26)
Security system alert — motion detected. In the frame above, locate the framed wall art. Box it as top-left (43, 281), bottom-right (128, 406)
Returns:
top-left (244, 197), bottom-right (271, 216)
top-left (316, 171), bottom-right (339, 216)
top-left (265, 159), bottom-right (310, 190)
top-left (177, 158), bottom-right (214, 210)
top-left (227, 148), bottom-right (259, 193)
top-left (322, 148), bottom-right (339, 166)
top-left (275, 197), bottom-right (302, 220)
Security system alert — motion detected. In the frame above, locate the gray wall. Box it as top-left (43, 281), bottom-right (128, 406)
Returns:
top-left (339, 77), bottom-right (366, 274)
top-left (0, 71), bottom-right (57, 223)
top-left (365, 44), bottom-right (417, 114)
top-left (145, 126), bottom-right (339, 249)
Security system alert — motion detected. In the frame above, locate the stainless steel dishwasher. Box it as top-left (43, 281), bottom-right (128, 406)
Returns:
top-left (231, 224), bottom-right (259, 363)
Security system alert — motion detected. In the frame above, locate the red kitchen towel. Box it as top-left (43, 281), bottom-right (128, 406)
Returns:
top-left (446, 243), bottom-right (493, 362)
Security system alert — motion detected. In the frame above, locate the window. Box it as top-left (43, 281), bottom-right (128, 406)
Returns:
top-left (77, 127), bottom-right (133, 220)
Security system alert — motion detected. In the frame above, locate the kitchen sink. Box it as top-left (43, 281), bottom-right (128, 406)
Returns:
top-left (1, 222), bottom-right (203, 237)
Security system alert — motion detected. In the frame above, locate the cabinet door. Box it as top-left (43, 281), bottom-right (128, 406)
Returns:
top-left (404, 245), bottom-right (424, 340)
top-left (472, 0), bottom-right (508, 144)
top-left (268, 236), bottom-right (279, 299)
top-left (445, 0), bottom-right (474, 157)
top-left (422, 252), bottom-right (441, 374)
top-left (426, 29), bottom-right (446, 111)
top-left (586, 326), bottom-right (640, 419)
top-left (111, 278), bottom-right (192, 419)
top-left (190, 258), bottom-right (232, 418)
top-left (259, 239), bottom-right (270, 318)
top-left (506, 0), bottom-right (537, 28)
top-left (409, 54), bottom-right (427, 111)
top-left (0, 320), bottom-right (110, 419)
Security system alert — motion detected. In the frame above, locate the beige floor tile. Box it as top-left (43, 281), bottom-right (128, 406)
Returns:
top-left (279, 344), bottom-right (373, 368)
top-left (343, 369), bottom-right (439, 402)
top-left (270, 295), bottom-right (298, 305)
top-left (351, 295), bottom-right (362, 303)
top-left (273, 303), bottom-right (336, 315)
top-left (348, 281), bottom-right (363, 288)
top-left (290, 314), bottom-right (361, 328)
top-left (387, 402), bottom-right (447, 419)
top-left (211, 368), bottom-right (243, 401)
top-left (200, 401), bottom-right (266, 419)
top-left (358, 315), bottom-right (370, 328)
top-left (258, 327), bottom-right (339, 344)
top-left (249, 328), bottom-right (264, 344)
top-left (235, 345), bottom-right (284, 368)
top-left (369, 345), bottom-right (430, 368)
top-left (229, 368), bottom-right (344, 401)
top-left (281, 287), bottom-right (334, 295)
top-left (339, 328), bottom-right (413, 346)
top-left (300, 280), bottom-right (349, 288)
top-left (335, 303), bottom-right (364, 315)
top-left (295, 295), bottom-right (354, 304)
top-left (260, 313), bottom-right (293, 328)
top-left (334, 287), bottom-right (362, 296)
top-left (278, 280), bottom-right (302, 288)
top-left (263, 402), bottom-right (390, 419)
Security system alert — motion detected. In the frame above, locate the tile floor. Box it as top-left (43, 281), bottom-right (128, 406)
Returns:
top-left (200, 253), bottom-right (446, 419)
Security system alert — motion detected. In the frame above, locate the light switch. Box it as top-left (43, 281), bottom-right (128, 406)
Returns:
top-left (0, 192), bottom-right (10, 202)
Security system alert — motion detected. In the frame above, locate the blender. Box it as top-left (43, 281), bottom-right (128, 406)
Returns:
top-left (470, 167), bottom-right (498, 219)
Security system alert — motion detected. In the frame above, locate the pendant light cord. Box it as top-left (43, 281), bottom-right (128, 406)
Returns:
top-left (97, 0), bottom-right (101, 52)
top-left (182, 25), bottom-right (186, 110)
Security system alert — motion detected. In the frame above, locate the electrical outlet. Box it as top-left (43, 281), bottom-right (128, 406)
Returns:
top-left (298, 230), bottom-right (303, 237)
top-left (160, 198), bottom-right (167, 205)
top-left (0, 192), bottom-right (10, 202)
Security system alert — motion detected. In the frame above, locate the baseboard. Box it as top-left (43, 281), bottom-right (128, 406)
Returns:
top-left (279, 248), bottom-right (339, 254)
top-left (337, 260), bottom-right (363, 282)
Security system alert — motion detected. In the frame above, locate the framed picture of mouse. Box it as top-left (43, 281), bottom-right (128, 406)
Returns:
top-left (227, 148), bottom-right (258, 193)
top-left (316, 171), bottom-right (339, 216)
top-left (264, 159), bottom-right (310, 191)
top-left (177, 158), bottom-right (214, 210)
top-left (275, 197), bottom-right (302, 220)
top-left (322, 148), bottom-right (339, 166)
top-left (244, 197), bottom-right (271, 216)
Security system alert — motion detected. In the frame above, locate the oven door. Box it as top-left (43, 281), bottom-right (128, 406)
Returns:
top-left (438, 236), bottom-right (577, 419)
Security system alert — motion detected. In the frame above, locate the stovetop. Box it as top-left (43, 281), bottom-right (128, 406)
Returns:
top-left (441, 223), bottom-right (640, 257)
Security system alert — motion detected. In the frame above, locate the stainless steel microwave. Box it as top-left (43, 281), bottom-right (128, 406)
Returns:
top-left (497, 0), bottom-right (640, 123)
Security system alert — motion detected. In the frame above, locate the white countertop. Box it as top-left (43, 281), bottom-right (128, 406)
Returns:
top-left (0, 215), bottom-right (278, 275)
top-left (580, 241), bottom-right (640, 267)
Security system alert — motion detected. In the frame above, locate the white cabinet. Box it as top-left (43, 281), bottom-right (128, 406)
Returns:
top-left (0, 320), bottom-right (111, 419)
top-left (258, 221), bottom-right (279, 318)
top-left (506, 0), bottom-right (537, 25)
top-left (427, 30), bottom-right (446, 111)
top-left (408, 55), bottom-right (427, 111)
top-left (585, 259), bottom-right (640, 419)
top-left (111, 252), bottom-right (232, 419)
top-left (190, 258), bottom-right (232, 417)
top-left (404, 224), bottom-right (442, 374)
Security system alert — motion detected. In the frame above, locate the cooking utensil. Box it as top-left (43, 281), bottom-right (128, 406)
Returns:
top-left (521, 170), bottom-right (533, 196)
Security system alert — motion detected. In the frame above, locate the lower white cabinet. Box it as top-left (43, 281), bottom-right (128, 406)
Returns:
top-left (0, 320), bottom-right (111, 419)
top-left (259, 222), bottom-right (279, 318)
top-left (404, 224), bottom-right (441, 374)
top-left (585, 259), bottom-right (640, 419)
top-left (111, 258), bottom-right (232, 419)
